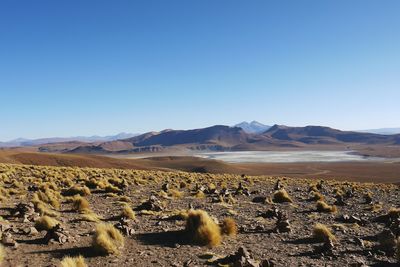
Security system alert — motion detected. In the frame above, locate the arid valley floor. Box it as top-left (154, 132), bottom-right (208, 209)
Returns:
top-left (0, 161), bottom-right (399, 266)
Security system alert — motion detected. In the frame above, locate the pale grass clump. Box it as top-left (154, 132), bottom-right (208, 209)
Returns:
top-left (0, 244), bottom-right (4, 264)
top-left (104, 184), bottom-right (121, 193)
top-left (35, 216), bottom-right (60, 231)
top-left (195, 191), bottom-right (205, 199)
top-left (92, 223), bottom-right (124, 255)
top-left (59, 255), bottom-right (87, 267)
top-left (220, 217), bottom-right (237, 237)
top-left (33, 200), bottom-right (60, 217)
top-left (63, 185), bottom-right (91, 196)
top-left (80, 211), bottom-right (102, 222)
top-left (120, 204), bottom-right (136, 220)
top-left (185, 209), bottom-right (222, 247)
top-left (388, 207), bottom-right (400, 218)
top-left (313, 223), bottom-right (336, 242)
top-left (72, 195), bottom-right (91, 212)
top-left (316, 201), bottom-right (337, 213)
top-left (310, 191), bottom-right (325, 201)
top-left (273, 189), bottom-right (293, 203)
top-left (169, 189), bottom-right (184, 199)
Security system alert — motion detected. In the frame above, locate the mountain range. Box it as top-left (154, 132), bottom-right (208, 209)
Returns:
top-left (0, 133), bottom-right (139, 147)
top-left (35, 124), bottom-right (400, 154)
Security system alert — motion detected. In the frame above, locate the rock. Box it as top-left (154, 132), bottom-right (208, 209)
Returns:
top-left (43, 224), bottom-right (72, 244)
top-left (114, 217), bottom-right (135, 236)
top-left (275, 210), bottom-right (291, 233)
top-left (259, 207), bottom-right (279, 219)
top-left (338, 214), bottom-right (363, 225)
top-left (135, 195), bottom-right (163, 211)
top-left (376, 229), bottom-right (396, 253)
top-left (274, 180), bottom-right (283, 190)
top-left (2, 232), bottom-right (18, 247)
top-left (22, 226), bottom-right (39, 235)
top-left (212, 246), bottom-right (271, 267)
top-left (334, 195), bottom-right (347, 206)
top-left (252, 196), bottom-right (267, 203)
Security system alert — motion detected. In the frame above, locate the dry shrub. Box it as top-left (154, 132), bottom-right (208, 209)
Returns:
top-left (80, 211), bottom-right (102, 222)
top-left (34, 201), bottom-right (60, 217)
top-left (316, 201), bottom-right (337, 213)
top-left (388, 207), bottom-right (400, 219)
top-left (169, 189), bottom-right (184, 199)
top-left (35, 216), bottom-right (60, 231)
top-left (0, 244), bottom-right (4, 264)
top-left (310, 191), bottom-right (325, 201)
top-left (185, 210), bottom-right (221, 247)
top-left (120, 204), bottom-right (136, 220)
top-left (195, 191), bottom-right (205, 198)
top-left (273, 189), bottom-right (293, 203)
top-left (104, 184), bottom-right (121, 193)
top-left (92, 223), bottom-right (124, 255)
top-left (59, 255), bottom-right (87, 267)
top-left (64, 185), bottom-right (91, 196)
top-left (220, 217), bottom-right (237, 237)
top-left (72, 195), bottom-right (90, 212)
top-left (313, 223), bottom-right (336, 242)
top-left (117, 196), bottom-right (131, 203)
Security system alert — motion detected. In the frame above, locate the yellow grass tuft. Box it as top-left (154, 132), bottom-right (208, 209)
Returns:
top-left (0, 244), bottom-right (4, 264)
top-left (220, 217), bottom-right (237, 237)
top-left (80, 211), bottom-right (102, 222)
top-left (64, 185), bottom-right (91, 196)
top-left (316, 201), bottom-right (337, 213)
top-left (72, 195), bottom-right (91, 212)
top-left (185, 209), bottom-right (221, 247)
top-left (273, 189), bottom-right (293, 203)
top-left (169, 189), bottom-right (184, 199)
top-left (313, 223), bottom-right (336, 242)
top-left (92, 223), bottom-right (124, 255)
top-left (59, 255), bottom-right (87, 267)
top-left (311, 191), bottom-right (325, 201)
top-left (120, 204), bottom-right (136, 220)
top-left (388, 207), bottom-right (400, 218)
top-left (35, 216), bottom-right (60, 231)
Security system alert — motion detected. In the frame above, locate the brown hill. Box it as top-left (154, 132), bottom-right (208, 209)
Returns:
top-left (37, 124), bottom-right (400, 154)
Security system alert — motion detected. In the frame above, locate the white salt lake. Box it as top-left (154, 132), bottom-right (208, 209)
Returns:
top-left (194, 151), bottom-right (385, 163)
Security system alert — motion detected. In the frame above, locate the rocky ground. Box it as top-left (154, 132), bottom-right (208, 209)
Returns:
top-left (0, 163), bottom-right (399, 266)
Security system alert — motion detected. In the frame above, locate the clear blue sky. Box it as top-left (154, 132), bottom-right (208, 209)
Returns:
top-left (1, 1), bottom-right (399, 141)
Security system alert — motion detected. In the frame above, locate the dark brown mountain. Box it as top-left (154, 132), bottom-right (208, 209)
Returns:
top-left (38, 124), bottom-right (400, 154)
top-left (263, 125), bottom-right (399, 145)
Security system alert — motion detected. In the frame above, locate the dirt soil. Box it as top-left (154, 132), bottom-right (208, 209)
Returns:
top-left (0, 164), bottom-right (399, 266)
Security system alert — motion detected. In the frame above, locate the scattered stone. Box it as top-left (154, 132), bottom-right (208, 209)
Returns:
top-left (334, 195), bottom-right (347, 206)
top-left (12, 202), bottom-right (39, 222)
top-left (43, 224), bottom-right (72, 244)
top-left (135, 195), bottom-right (163, 211)
top-left (338, 214), bottom-right (364, 225)
top-left (376, 229), bottom-right (396, 253)
top-left (259, 207), bottom-right (280, 219)
top-left (2, 232), bottom-right (18, 247)
top-left (213, 246), bottom-right (273, 267)
top-left (275, 210), bottom-right (291, 233)
top-left (274, 180), bottom-right (283, 190)
top-left (252, 196), bottom-right (267, 203)
top-left (114, 217), bottom-right (135, 236)
top-left (22, 226), bottom-right (39, 236)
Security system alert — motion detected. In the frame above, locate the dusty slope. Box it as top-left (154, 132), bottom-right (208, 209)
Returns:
top-left (1, 149), bottom-right (400, 183)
